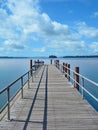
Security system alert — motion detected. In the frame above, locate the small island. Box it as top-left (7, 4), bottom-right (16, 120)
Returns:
top-left (49, 55), bottom-right (57, 58)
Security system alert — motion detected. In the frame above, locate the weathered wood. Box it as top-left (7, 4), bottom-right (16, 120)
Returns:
top-left (0, 65), bottom-right (98, 130)
top-left (50, 59), bottom-right (52, 64)
top-left (74, 67), bottom-right (79, 90)
top-left (67, 64), bottom-right (70, 81)
top-left (55, 60), bottom-right (59, 69)
top-left (65, 63), bottom-right (68, 78)
top-left (30, 59), bottom-right (32, 76)
top-left (62, 62), bottom-right (65, 73)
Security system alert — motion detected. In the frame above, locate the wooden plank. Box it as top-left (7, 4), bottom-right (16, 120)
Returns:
top-left (0, 65), bottom-right (98, 130)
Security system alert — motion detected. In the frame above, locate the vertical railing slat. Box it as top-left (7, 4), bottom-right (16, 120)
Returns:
top-left (82, 78), bottom-right (84, 99)
top-left (21, 77), bottom-right (23, 99)
top-left (7, 87), bottom-right (10, 120)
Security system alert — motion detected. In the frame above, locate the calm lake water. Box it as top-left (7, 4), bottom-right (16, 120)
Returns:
top-left (0, 58), bottom-right (98, 111)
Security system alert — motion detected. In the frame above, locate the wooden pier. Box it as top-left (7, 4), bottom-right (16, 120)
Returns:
top-left (0, 65), bottom-right (98, 130)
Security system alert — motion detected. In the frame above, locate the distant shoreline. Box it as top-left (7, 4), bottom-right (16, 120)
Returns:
top-left (63, 55), bottom-right (98, 58)
top-left (0, 55), bottom-right (98, 59)
top-left (62, 55), bottom-right (98, 58)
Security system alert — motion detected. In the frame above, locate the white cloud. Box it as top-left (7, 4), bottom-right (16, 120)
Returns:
top-left (47, 39), bottom-right (86, 51)
top-left (52, 21), bottom-right (70, 34)
top-left (76, 22), bottom-right (98, 38)
top-left (0, 0), bottom-right (98, 55)
top-left (4, 39), bottom-right (14, 45)
top-left (32, 47), bottom-right (46, 53)
top-left (0, 0), bottom-right (71, 49)
top-left (90, 42), bottom-right (98, 53)
top-left (0, 47), bottom-right (5, 51)
top-left (3, 39), bottom-right (26, 52)
top-left (92, 12), bottom-right (98, 18)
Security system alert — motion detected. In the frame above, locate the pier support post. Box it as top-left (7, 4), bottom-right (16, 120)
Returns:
top-left (74, 67), bottom-right (79, 90)
top-left (50, 59), bottom-right (52, 64)
top-left (7, 87), bottom-right (10, 120)
top-left (57, 60), bottom-right (59, 69)
top-left (62, 63), bottom-right (65, 73)
top-left (21, 77), bottom-right (23, 98)
top-left (55, 60), bottom-right (59, 69)
top-left (54, 60), bottom-right (56, 66)
top-left (56, 60), bottom-right (57, 67)
top-left (30, 60), bottom-right (32, 76)
top-left (67, 64), bottom-right (70, 81)
top-left (65, 63), bottom-right (68, 78)
top-left (28, 72), bottom-right (30, 88)
top-left (30, 59), bottom-right (33, 82)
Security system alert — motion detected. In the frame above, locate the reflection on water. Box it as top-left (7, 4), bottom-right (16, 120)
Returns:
top-left (60, 58), bottom-right (98, 111)
top-left (0, 59), bottom-right (30, 90)
top-left (0, 58), bottom-right (98, 111)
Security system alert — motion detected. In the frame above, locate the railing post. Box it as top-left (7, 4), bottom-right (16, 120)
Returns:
top-left (30, 59), bottom-right (34, 82)
top-left (67, 64), bottom-right (70, 81)
top-left (50, 59), bottom-right (52, 64)
top-left (54, 60), bottom-right (56, 66)
top-left (55, 60), bottom-right (59, 69)
top-left (7, 87), bottom-right (10, 120)
top-left (28, 72), bottom-right (30, 88)
top-left (21, 77), bottom-right (23, 98)
top-left (82, 78), bottom-right (84, 99)
top-left (62, 62), bottom-right (65, 73)
top-left (55, 60), bottom-right (57, 67)
top-left (57, 60), bottom-right (59, 69)
top-left (74, 67), bottom-right (79, 90)
top-left (65, 63), bottom-right (67, 78)
top-left (32, 69), bottom-right (33, 82)
top-left (61, 64), bottom-right (63, 72)
top-left (56, 60), bottom-right (58, 68)
top-left (30, 60), bottom-right (32, 76)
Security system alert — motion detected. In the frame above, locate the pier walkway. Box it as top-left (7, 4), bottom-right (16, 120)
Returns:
top-left (0, 65), bottom-right (98, 130)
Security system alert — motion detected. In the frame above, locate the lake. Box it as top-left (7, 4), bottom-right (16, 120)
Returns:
top-left (0, 58), bottom-right (98, 111)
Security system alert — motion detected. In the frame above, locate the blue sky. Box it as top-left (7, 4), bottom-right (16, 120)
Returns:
top-left (0, 0), bottom-right (98, 57)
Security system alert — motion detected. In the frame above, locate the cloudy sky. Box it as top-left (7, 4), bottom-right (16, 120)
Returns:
top-left (0, 0), bottom-right (98, 57)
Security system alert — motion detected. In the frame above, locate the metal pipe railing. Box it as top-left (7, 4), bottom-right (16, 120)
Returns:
top-left (55, 62), bottom-right (98, 103)
top-left (0, 64), bottom-right (43, 120)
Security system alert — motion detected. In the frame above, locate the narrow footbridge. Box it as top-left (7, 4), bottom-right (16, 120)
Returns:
top-left (0, 64), bottom-right (98, 130)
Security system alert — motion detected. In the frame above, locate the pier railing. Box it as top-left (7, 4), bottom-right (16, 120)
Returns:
top-left (0, 61), bottom-right (44, 120)
top-left (55, 60), bottom-right (98, 110)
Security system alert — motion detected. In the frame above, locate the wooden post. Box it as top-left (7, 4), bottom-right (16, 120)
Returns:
top-left (54, 60), bottom-right (55, 66)
top-left (63, 62), bottom-right (65, 73)
top-left (56, 60), bottom-right (59, 69)
top-left (55, 60), bottom-right (57, 67)
top-left (7, 87), bottom-right (10, 120)
top-left (28, 72), bottom-right (30, 88)
top-left (56, 60), bottom-right (58, 68)
top-left (67, 64), bottom-right (70, 81)
top-left (65, 63), bottom-right (68, 78)
top-left (30, 60), bottom-right (32, 76)
top-left (57, 60), bottom-right (59, 69)
top-left (21, 77), bottom-right (23, 98)
top-left (74, 67), bottom-right (79, 90)
top-left (50, 59), bottom-right (52, 64)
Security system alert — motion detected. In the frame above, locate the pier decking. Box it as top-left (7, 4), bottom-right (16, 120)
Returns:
top-left (0, 65), bottom-right (98, 130)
